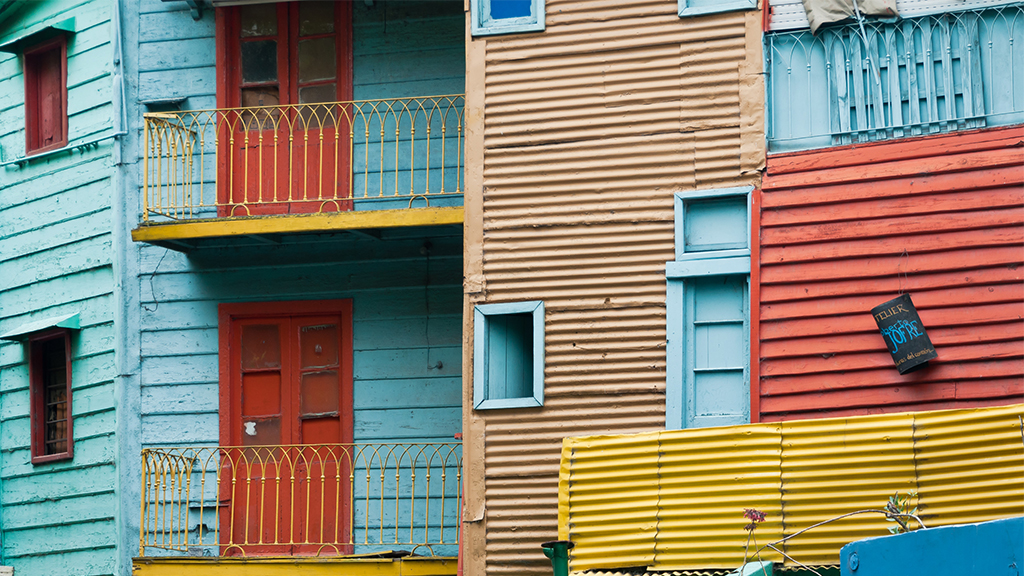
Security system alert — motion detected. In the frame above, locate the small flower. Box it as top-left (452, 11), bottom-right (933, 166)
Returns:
top-left (743, 508), bottom-right (766, 532)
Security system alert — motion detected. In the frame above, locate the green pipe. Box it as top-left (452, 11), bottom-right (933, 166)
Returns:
top-left (541, 540), bottom-right (574, 576)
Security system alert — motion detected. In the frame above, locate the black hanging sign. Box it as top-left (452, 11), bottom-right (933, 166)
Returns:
top-left (871, 294), bottom-right (937, 374)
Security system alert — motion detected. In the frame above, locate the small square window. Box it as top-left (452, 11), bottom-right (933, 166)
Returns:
top-left (23, 36), bottom-right (68, 155)
top-left (471, 0), bottom-right (545, 36)
top-left (30, 330), bottom-right (73, 463)
top-left (473, 301), bottom-right (544, 410)
top-left (678, 0), bottom-right (756, 18)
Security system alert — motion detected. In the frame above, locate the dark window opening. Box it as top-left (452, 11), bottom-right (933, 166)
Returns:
top-left (31, 330), bottom-right (73, 463)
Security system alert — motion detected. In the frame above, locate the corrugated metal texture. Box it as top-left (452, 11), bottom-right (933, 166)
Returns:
top-left (913, 404), bottom-right (1024, 526)
top-left (779, 414), bottom-right (917, 565)
top-left (566, 432), bottom-right (661, 571)
top-left (757, 126), bottom-right (1024, 421)
top-left (655, 424), bottom-right (784, 570)
top-left (472, 1), bottom-right (764, 572)
top-left (560, 404), bottom-right (1024, 572)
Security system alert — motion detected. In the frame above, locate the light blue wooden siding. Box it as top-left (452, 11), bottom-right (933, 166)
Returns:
top-left (137, 236), bottom-right (463, 448)
top-left (683, 276), bottom-right (749, 429)
top-left (134, 0), bottom-right (465, 214)
top-left (136, 235), bottom-right (463, 554)
top-left (0, 0), bottom-right (118, 574)
top-left (766, 5), bottom-right (1024, 151)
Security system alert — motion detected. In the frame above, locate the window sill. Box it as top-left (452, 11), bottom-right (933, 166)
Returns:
top-left (2, 132), bottom-right (120, 169)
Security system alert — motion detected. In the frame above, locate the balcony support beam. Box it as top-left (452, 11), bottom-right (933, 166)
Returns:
top-left (131, 207), bottom-right (463, 246)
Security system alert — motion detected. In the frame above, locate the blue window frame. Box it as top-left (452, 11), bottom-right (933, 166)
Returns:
top-left (471, 0), bottom-right (545, 36)
top-left (679, 0), bottom-right (757, 18)
top-left (473, 301), bottom-right (545, 410)
top-left (666, 186), bottom-right (752, 430)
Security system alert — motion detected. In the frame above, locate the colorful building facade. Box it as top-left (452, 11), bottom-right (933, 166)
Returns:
top-left (0, 0), bottom-right (126, 574)
top-left (0, 0), bottom-right (1021, 574)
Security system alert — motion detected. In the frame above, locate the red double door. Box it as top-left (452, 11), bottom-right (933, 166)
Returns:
top-left (217, 2), bottom-right (354, 216)
top-left (219, 300), bottom-right (354, 555)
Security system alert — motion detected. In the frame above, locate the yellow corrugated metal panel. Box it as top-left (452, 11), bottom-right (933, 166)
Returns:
top-left (778, 414), bottom-right (918, 566)
top-left (655, 424), bottom-right (785, 570)
top-left (566, 433), bottom-right (661, 571)
top-left (559, 404), bottom-right (1024, 573)
top-left (913, 404), bottom-right (1024, 526)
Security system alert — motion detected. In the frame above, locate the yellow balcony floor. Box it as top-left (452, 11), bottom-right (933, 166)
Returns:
top-left (131, 206), bottom-right (464, 249)
top-left (132, 555), bottom-right (458, 576)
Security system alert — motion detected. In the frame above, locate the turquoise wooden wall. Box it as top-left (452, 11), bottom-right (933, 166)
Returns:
top-left (0, 0), bottom-right (120, 574)
top-left (136, 235), bottom-right (463, 448)
top-left (125, 0), bottom-right (466, 557)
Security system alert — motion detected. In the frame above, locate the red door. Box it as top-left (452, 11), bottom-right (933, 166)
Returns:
top-left (217, 2), bottom-right (353, 216)
top-left (219, 300), bottom-right (354, 556)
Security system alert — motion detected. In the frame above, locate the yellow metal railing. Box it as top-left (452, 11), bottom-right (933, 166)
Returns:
top-left (142, 95), bottom-right (464, 221)
top-left (139, 443), bottom-right (462, 557)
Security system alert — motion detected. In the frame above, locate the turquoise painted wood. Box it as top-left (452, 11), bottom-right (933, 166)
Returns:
top-left (134, 0), bottom-right (466, 213)
top-left (766, 5), bottom-right (1024, 151)
top-left (666, 188), bottom-right (752, 430)
top-left (0, 0), bottom-right (120, 574)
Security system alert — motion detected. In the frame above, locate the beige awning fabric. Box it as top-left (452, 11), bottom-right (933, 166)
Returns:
top-left (800, 0), bottom-right (898, 33)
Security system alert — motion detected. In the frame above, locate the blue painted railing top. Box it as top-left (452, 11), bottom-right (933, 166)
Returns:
top-left (766, 4), bottom-right (1024, 151)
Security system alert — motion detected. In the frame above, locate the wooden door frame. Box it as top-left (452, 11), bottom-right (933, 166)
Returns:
top-left (217, 299), bottom-right (354, 448)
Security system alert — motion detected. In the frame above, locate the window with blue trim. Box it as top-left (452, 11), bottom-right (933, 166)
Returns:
top-left (679, 0), bottom-right (756, 18)
top-left (473, 301), bottom-right (544, 410)
top-left (666, 186), bottom-right (752, 430)
top-left (471, 0), bottom-right (544, 36)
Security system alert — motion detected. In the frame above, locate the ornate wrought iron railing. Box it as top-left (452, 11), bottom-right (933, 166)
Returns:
top-left (139, 443), bottom-right (462, 557)
top-left (141, 95), bottom-right (464, 222)
top-left (767, 4), bottom-right (1024, 150)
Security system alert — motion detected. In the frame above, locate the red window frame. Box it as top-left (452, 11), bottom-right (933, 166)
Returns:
top-left (23, 35), bottom-right (68, 155)
top-left (29, 329), bottom-right (73, 464)
top-left (215, 3), bottom-right (353, 111)
top-left (217, 299), bottom-right (354, 448)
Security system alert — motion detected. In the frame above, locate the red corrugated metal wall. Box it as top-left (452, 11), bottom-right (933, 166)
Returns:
top-left (757, 126), bottom-right (1024, 421)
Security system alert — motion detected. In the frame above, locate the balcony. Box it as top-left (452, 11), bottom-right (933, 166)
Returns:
top-left (135, 442), bottom-right (461, 573)
top-left (133, 95), bottom-right (465, 247)
top-left (766, 4), bottom-right (1024, 151)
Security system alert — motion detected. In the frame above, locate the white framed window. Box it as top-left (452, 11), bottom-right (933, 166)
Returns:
top-left (679, 0), bottom-right (756, 18)
top-left (471, 0), bottom-right (544, 36)
top-left (666, 186), bottom-right (753, 430)
top-left (473, 301), bottom-right (545, 410)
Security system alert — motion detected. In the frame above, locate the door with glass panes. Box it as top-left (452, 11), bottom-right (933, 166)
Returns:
top-left (218, 2), bottom-right (353, 216)
top-left (218, 300), bottom-right (354, 555)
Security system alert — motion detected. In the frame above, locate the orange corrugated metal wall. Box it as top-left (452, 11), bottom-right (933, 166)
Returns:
top-left (467, 0), bottom-right (765, 573)
top-left (757, 126), bottom-right (1024, 421)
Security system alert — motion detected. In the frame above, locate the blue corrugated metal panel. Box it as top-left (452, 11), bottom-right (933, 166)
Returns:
top-left (839, 517), bottom-right (1024, 576)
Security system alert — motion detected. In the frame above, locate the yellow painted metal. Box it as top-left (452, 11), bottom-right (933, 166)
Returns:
top-left (130, 206), bottom-right (463, 243)
top-left (141, 95), bottom-right (464, 223)
top-left (560, 404), bottom-right (1024, 572)
top-left (132, 556), bottom-right (458, 576)
top-left (139, 443), bottom-right (462, 558)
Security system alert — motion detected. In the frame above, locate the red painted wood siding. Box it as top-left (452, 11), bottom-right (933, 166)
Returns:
top-left (757, 126), bottom-right (1024, 421)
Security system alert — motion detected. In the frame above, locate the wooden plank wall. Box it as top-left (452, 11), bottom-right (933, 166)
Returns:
top-left (137, 235), bottom-right (464, 450)
top-left (128, 0), bottom-right (467, 555)
top-left (0, 0), bottom-right (118, 574)
top-left (462, 1), bottom-right (766, 573)
top-left (136, 0), bottom-right (464, 108)
top-left (757, 126), bottom-right (1024, 421)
